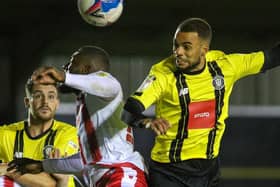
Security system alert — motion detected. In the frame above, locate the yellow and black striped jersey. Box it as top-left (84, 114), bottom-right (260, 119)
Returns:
top-left (131, 50), bottom-right (265, 163)
top-left (0, 120), bottom-right (79, 187)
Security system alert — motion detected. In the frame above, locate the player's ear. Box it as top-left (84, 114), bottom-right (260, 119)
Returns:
top-left (201, 41), bottom-right (209, 56)
top-left (24, 97), bottom-right (30, 108)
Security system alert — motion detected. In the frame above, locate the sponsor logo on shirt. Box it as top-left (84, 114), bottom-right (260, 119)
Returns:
top-left (14, 152), bottom-right (23, 158)
top-left (194, 112), bottom-right (210, 118)
top-left (179, 88), bottom-right (189, 96)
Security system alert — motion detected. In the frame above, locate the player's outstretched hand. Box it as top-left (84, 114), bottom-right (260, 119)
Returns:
top-left (31, 66), bottom-right (65, 84)
top-left (8, 158), bottom-right (43, 175)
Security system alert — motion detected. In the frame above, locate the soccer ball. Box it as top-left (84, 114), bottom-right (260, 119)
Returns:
top-left (77, 0), bottom-right (123, 27)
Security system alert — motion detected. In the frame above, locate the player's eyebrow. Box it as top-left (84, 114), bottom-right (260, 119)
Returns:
top-left (175, 41), bottom-right (193, 46)
top-left (48, 91), bottom-right (57, 95)
top-left (181, 41), bottom-right (192, 45)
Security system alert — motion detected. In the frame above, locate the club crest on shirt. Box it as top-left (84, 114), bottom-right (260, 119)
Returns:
top-left (43, 145), bottom-right (54, 158)
top-left (135, 75), bottom-right (156, 96)
top-left (212, 75), bottom-right (224, 90)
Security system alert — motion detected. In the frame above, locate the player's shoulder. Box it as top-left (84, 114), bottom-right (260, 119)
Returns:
top-left (206, 50), bottom-right (227, 62)
top-left (0, 121), bottom-right (25, 131)
top-left (94, 71), bottom-right (118, 80)
top-left (152, 55), bottom-right (176, 74)
top-left (52, 120), bottom-right (77, 133)
top-left (93, 71), bottom-right (111, 77)
top-left (94, 71), bottom-right (120, 84)
top-left (0, 121), bottom-right (24, 139)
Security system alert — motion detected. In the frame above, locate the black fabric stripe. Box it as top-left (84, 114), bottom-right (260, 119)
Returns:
top-left (49, 130), bottom-right (57, 146)
top-left (44, 129), bottom-right (54, 147)
top-left (206, 127), bottom-right (217, 159)
top-left (211, 62), bottom-right (225, 117)
top-left (207, 61), bottom-right (225, 158)
top-left (19, 130), bottom-right (24, 153)
top-left (13, 130), bottom-right (24, 158)
top-left (13, 131), bottom-right (20, 157)
top-left (262, 44), bottom-right (280, 72)
top-left (43, 129), bottom-right (57, 159)
top-left (169, 71), bottom-right (190, 162)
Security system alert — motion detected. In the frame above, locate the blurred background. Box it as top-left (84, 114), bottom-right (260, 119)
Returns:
top-left (1, 0), bottom-right (280, 186)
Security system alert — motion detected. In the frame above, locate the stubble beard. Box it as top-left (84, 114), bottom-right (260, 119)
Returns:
top-left (32, 109), bottom-right (54, 123)
top-left (176, 57), bottom-right (201, 73)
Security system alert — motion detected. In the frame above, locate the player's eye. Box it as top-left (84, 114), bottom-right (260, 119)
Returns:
top-left (48, 94), bottom-right (57, 101)
top-left (31, 93), bottom-right (44, 101)
top-left (183, 44), bottom-right (191, 50)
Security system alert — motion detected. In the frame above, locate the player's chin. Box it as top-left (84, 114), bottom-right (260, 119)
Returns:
top-left (37, 113), bottom-right (55, 121)
top-left (176, 62), bottom-right (190, 70)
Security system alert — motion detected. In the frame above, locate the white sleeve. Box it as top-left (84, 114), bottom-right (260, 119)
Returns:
top-left (42, 153), bottom-right (84, 174)
top-left (65, 71), bottom-right (121, 99)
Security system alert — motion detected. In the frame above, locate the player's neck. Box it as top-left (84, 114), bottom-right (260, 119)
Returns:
top-left (27, 117), bottom-right (54, 137)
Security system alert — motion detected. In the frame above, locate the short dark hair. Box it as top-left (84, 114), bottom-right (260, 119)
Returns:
top-left (76, 46), bottom-right (110, 72)
top-left (176, 18), bottom-right (212, 44)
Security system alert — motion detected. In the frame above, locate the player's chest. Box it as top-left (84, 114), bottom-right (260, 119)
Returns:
top-left (165, 73), bottom-right (228, 103)
top-left (12, 133), bottom-right (57, 160)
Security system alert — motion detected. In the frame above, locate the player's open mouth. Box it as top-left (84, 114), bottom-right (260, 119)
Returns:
top-left (176, 58), bottom-right (188, 65)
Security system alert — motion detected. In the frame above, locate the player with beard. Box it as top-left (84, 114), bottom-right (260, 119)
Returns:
top-left (121, 17), bottom-right (280, 187)
top-left (0, 79), bottom-right (78, 187)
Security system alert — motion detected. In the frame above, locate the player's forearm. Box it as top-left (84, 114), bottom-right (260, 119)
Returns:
top-left (11, 172), bottom-right (56, 187)
top-left (262, 43), bottom-right (280, 71)
top-left (122, 97), bottom-right (150, 128)
top-left (65, 72), bottom-right (121, 98)
top-left (43, 153), bottom-right (84, 174)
